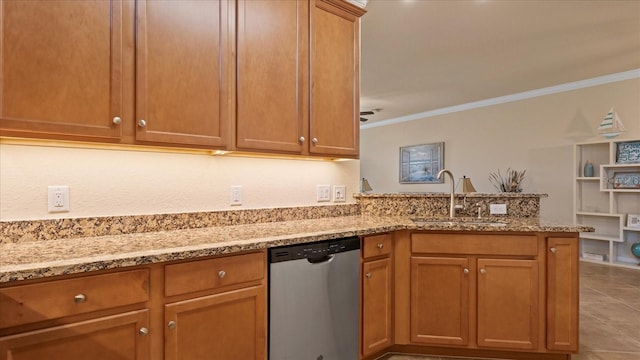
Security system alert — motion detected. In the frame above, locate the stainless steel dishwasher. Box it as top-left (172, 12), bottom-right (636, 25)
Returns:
top-left (269, 236), bottom-right (360, 360)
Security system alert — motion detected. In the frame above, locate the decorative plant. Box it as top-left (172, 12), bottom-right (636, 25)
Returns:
top-left (488, 168), bottom-right (526, 193)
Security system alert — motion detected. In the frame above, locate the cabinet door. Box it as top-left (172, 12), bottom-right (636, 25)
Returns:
top-left (0, 310), bottom-right (149, 360)
top-left (165, 285), bottom-right (266, 360)
top-left (0, 0), bottom-right (123, 139)
top-left (547, 237), bottom-right (579, 352)
top-left (309, 0), bottom-right (364, 157)
top-left (477, 258), bottom-right (538, 350)
top-left (410, 256), bottom-right (470, 346)
top-left (136, 0), bottom-right (230, 147)
top-left (236, 0), bottom-right (308, 153)
top-left (362, 258), bottom-right (392, 357)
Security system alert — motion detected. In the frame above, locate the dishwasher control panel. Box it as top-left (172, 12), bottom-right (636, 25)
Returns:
top-left (269, 236), bottom-right (360, 263)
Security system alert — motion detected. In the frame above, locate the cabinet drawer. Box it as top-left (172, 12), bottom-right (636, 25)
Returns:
top-left (0, 269), bottom-right (150, 329)
top-left (411, 233), bottom-right (538, 256)
top-left (362, 234), bottom-right (392, 259)
top-left (165, 251), bottom-right (265, 297)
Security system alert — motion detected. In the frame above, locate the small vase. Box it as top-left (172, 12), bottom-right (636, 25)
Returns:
top-left (584, 160), bottom-right (594, 177)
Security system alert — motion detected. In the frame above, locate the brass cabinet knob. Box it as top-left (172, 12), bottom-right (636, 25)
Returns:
top-left (218, 270), bottom-right (226, 279)
top-left (550, 247), bottom-right (557, 254)
top-left (463, 268), bottom-right (469, 274)
top-left (365, 272), bottom-right (372, 279)
top-left (167, 321), bottom-right (177, 329)
top-left (480, 268), bottom-right (486, 274)
top-left (376, 243), bottom-right (384, 249)
top-left (74, 294), bottom-right (86, 304)
top-left (138, 327), bottom-right (149, 336)
top-left (112, 116), bottom-right (121, 125)
top-left (138, 119), bottom-right (147, 127)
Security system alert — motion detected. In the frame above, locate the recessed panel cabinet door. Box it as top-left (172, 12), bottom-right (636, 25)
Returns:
top-left (136, 0), bottom-right (230, 147)
top-left (0, 0), bottom-right (123, 139)
top-left (547, 237), bottom-right (579, 352)
top-left (309, 0), bottom-right (362, 157)
top-left (477, 258), bottom-right (538, 350)
top-left (236, 0), bottom-right (308, 153)
top-left (362, 258), bottom-right (392, 357)
top-left (0, 310), bottom-right (149, 360)
top-left (165, 286), bottom-right (267, 360)
top-left (410, 256), bottom-right (470, 346)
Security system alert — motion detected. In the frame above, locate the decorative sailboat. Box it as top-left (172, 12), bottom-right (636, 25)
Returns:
top-left (598, 107), bottom-right (626, 139)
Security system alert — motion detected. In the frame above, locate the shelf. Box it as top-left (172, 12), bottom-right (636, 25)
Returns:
top-left (600, 163), bottom-right (640, 191)
top-left (580, 233), bottom-right (622, 242)
top-left (602, 164), bottom-right (640, 169)
top-left (575, 212), bottom-right (623, 217)
top-left (574, 139), bottom-right (640, 268)
top-left (602, 189), bottom-right (640, 193)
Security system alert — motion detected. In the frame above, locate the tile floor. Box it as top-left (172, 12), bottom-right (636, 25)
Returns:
top-left (382, 261), bottom-right (640, 360)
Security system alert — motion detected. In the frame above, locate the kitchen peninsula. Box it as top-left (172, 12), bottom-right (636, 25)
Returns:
top-left (0, 193), bottom-right (591, 360)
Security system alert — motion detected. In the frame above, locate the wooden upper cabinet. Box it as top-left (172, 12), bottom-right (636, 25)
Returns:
top-left (236, 0), bottom-right (364, 157)
top-left (310, 0), bottom-right (364, 157)
top-left (0, 0), bottom-right (123, 140)
top-left (235, 0), bottom-right (309, 153)
top-left (135, 0), bottom-right (231, 147)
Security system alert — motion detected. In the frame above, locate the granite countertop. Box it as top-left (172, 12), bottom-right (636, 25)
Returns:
top-left (0, 216), bottom-right (592, 283)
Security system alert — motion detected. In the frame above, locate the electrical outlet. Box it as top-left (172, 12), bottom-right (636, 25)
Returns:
top-left (48, 186), bottom-right (70, 213)
top-left (333, 185), bottom-right (346, 202)
top-left (489, 203), bottom-right (507, 215)
top-left (230, 185), bottom-right (242, 206)
top-left (317, 185), bottom-right (331, 202)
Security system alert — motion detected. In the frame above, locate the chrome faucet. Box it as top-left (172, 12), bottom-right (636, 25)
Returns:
top-left (437, 169), bottom-right (456, 218)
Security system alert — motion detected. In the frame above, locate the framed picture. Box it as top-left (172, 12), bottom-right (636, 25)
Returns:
top-left (613, 172), bottom-right (640, 189)
top-left (616, 141), bottom-right (640, 164)
top-left (627, 214), bottom-right (640, 228)
top-left (399, 142), bottom-right (444, 184)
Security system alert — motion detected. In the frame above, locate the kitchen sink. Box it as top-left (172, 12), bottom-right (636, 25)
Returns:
top-left (411, 218), bottom-right (507, 227)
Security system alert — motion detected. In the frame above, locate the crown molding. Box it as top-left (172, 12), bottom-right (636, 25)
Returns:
top-left (361, 69), bottom-right (640, 130)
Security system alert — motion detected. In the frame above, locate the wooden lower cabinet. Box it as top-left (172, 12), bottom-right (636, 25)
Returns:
top-left (410, 256), bottom-right (470, 346)
top-left (376, 231), bottom-right (579, 360)
top-left (164, 285), bottom-right (267, 360)
top-left (0, 251), bottom-right (268, 360)
top-left (476, 258), bottom-right (538, 350)
top-left (0, 310), bottom-right (149, 360)
top-left (546, 237), bottom-right (579, 352)
top-left (409, 257), bottom-right (538, 350)
top-left (361, 234), bottom-right (393, 358)
top-left (361, 258), bottom-right (392, 357)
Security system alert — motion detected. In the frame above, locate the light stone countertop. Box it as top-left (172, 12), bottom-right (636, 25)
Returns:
top-left (0, 215), bottom-right (592, 283)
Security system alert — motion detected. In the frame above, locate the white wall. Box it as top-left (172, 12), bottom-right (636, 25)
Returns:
top-left (360, 79), bottom-right (640, 223)
top-left (0, 144), bottom-right (360, 221)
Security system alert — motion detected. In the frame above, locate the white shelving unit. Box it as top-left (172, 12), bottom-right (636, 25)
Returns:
top-left (573, 139), bottom-right (640, 269)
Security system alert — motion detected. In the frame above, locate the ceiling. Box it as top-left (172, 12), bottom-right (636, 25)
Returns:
top-left (359, 0), bottom-right (640, 125)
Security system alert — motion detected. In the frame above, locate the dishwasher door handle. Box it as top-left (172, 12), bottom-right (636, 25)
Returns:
top-left (307, 254), bottom-right (334, 264)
